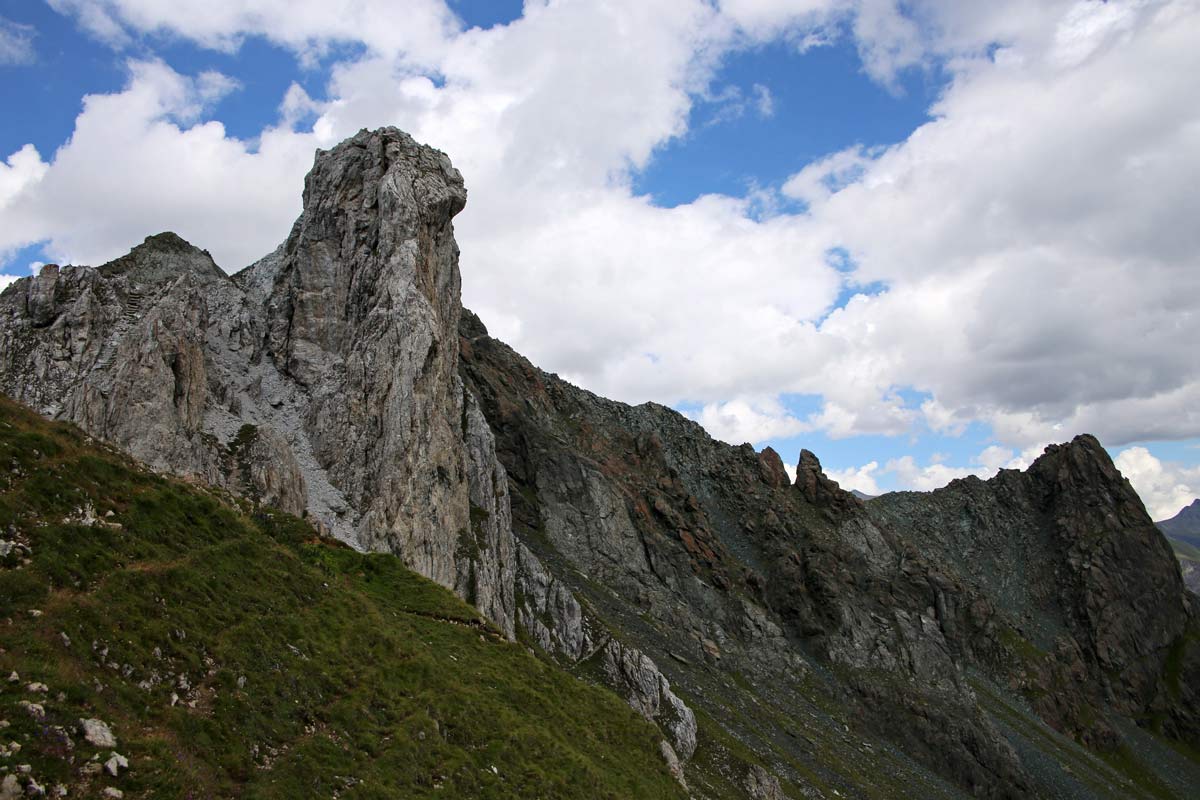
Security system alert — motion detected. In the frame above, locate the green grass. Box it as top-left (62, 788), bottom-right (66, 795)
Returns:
top-left (0, 396), bottom-right (685, 799)
top-left (1167, 536), bottom-right (1200, 563)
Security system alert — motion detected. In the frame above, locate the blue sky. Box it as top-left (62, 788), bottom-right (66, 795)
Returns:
top-left (1, 1), bottom-right (1198, 518)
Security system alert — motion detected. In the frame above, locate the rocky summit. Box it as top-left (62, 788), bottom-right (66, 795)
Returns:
top-left (2, 127), bottom-right (1198, 799)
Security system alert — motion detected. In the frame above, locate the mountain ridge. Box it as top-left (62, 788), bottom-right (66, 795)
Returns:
top-left (0, 393), bottom-right (687, 798)
top-left (1158, 499), bottom-right (1200, 544)
top-left (2, 126), bottom-right (1198, 799)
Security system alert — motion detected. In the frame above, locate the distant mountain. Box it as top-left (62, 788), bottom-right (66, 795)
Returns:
top-left (849, 489), bottom-right (877, 501)
top-left (1158, 499), bottom-right (1200, 545)
top-left (1158, 500), bottom-right (1200, 593)
top-left (1170, 540), bottom-right (1200, 594)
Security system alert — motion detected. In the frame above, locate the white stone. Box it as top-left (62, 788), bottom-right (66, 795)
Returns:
top-left (78, 719), bottom-right (116, 749)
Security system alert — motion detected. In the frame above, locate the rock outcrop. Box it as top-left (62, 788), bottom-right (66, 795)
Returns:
top-left (459, 310), bottom-right (1033, 797)
top-left (0, 129), bottom-right (516, 637)
top-left (459, 308), bottom-right (1200, 798)
top-left (869, 439), bottom-right (1200, 745)
top-left (4, 126), bottom-right (1198, 799)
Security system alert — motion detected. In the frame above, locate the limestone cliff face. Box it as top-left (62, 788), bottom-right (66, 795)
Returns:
top-left (246, 129), bottom-right (514, 631)
top-left (0, 128), bottom-right (515, 637)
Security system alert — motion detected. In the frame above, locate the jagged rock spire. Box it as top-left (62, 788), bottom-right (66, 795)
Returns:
top-left (0, 127), bottom-right (517, 638)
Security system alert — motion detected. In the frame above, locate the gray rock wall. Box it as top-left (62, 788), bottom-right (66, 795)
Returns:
top-left (0, 129), bottom-right (517, 638)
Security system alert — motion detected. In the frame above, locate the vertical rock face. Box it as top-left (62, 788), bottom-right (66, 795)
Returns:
top-left (0, 128), bottom-right (515, 637)
top-left (1, 235), bottom-right (245, 493)
top-left (249, 129), bottom-right (514, 629)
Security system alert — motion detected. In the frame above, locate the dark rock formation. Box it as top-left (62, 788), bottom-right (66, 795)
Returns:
top-left (459, 309), bottom-right (1035, 797)
top-left (460, 306), bottom-right (1200, 796)
top-left (870, 440), bottom-right (1200, 747)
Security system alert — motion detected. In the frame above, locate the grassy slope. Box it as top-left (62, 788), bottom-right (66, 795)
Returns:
top-left (1169, 536), bottom-right (1200, 564)
top-left (0, 396), bottom-right (685, 799)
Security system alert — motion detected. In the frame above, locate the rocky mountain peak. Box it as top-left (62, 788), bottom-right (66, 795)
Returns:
top-left (756, 445), bottom-right (790, 488)
top-left (261, 126), bottom-right (467, 387)
top-left (1159, 497), bottom-right (1200, 530)
top-left (793, 446), bottom-right (861, 518)
top-left (0, 127), bottom-right (517, 639)
top-left (98, 231), bottom-right (227, 286)
top-left (306, 127), bottom-right (466, 221)
top-left (1025, 432), bottom-right (1150, 521)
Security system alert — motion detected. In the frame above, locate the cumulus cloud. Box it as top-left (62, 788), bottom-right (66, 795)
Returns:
top-left (882, 455), bottom-right (978, 491)
top-left (787, 0), bottom-right (1200, 448)
top-left (1114, 446), bottom-right (1200, 521)
top-left (0, 144), bottom-right (48, 211)
top-left (691, 397), bottom-right (810, 444)
top-left (0, 60), bottom-right (317, 270)
top-left (824, 460), bottom-right (881, 494)
top-left (3, 0), bottom-right (1197, 474)
top-left (821, 440), bottom-right (1051, 494)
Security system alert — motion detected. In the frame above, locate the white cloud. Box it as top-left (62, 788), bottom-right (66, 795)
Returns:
top-left (784, 0), bottom-right (1200, 448)
top-left (1114, 446), bottom-right (1200, 521)
top-left (47, 0), bottom-right (460, 64)
top-left (851, 0), bottom-right (925, 87)
top-left (717, 0), bottom-right (843, 37)
top-left (1050, 0), bottom-right (1141, 68)
top-left (752, 83), bottom-right (775, 117)
top-left (921, 397), bottom-right (969, 437)
top-left (0, 144), bottom-right (48, 211)
top-left (0, 60), bottom-right (317, 269)
top-left (883, 454), bottom-right (978, 491)
top-left (782, 145), bottom-right (873, 206)
top-left (690, 397), bottom-right (810, 445)
top-left (0, 274), bottom-right (21, 292)
top-left (700, 82), bottom-right (779, 126)
top-left (823, 439), bottom-right (1051, 494)
top-left (0, 17), bottom-right (36, 64)
top-left (825, 460), bottom-right (881, 494)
